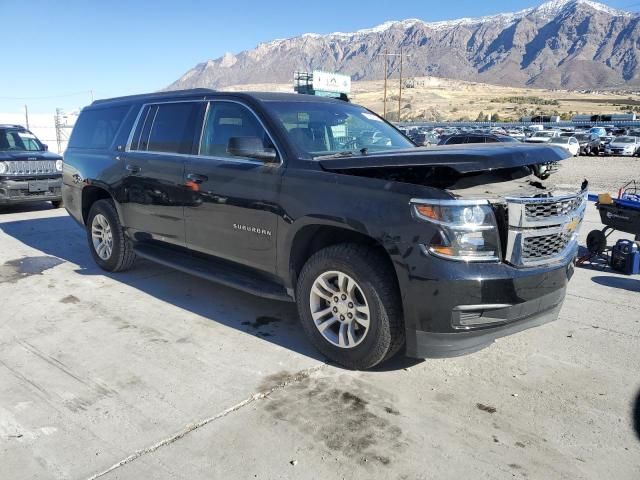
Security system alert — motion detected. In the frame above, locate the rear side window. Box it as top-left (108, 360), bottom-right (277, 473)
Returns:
top-left (144, 102), bottom-right (201, 154)
top-left (69, 106), bottom-right (129, 149)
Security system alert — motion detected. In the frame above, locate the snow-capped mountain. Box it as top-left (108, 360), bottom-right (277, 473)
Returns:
top-left (168, 0), bottom-right (640, 91)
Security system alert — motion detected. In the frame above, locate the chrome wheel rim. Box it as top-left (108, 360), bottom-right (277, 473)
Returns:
top-left (91, 214), bottom-right (113, 261)
top-left (309, 271), bottom-right (370, 349)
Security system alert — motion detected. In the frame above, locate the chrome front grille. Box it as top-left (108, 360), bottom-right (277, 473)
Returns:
top-left (525, 196), bottom-right (582, 219)
top-left (4, 160), bottom-right (57, 176)
top-left (522, 231), bottom-right (572, 260)
top-left (504, 191), bottom-right (587, 267)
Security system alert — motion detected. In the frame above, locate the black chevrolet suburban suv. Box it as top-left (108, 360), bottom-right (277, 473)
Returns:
top-left (0, 124), bottom-right (63, 207)
top-left (62, 89), bottom-right (586, 369)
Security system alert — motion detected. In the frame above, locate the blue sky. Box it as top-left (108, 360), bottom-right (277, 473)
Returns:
top-left (0, 0), bottom-right (636, 113)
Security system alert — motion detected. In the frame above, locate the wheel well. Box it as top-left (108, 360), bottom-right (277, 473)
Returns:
top-left (289, 225), bottom-right (396, 288)
top-left (82, 186), bottom-right (112, 225)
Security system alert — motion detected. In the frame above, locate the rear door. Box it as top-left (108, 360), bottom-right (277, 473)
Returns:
top-left (120, 101), bottom-right (204, 247)
top-left (184, 100), bottom-right (282, 274)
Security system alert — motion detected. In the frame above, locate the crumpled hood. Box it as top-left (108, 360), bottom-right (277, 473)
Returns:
top-left (0, 150), bottom-right (62, 161)
top-left (319, 143), bottom-right (570, 174)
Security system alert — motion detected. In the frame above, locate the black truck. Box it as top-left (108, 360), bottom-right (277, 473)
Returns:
top-left (62, 89), bottom-right (586, 369)
top-left (0, 124), bottom-right (63, 207)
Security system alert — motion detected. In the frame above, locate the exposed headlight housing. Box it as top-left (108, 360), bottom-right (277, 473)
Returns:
top-left (411, 199), bottom-right (501, 262)
top-left (0, 162), bottom-right (6, 175)
top-left (55, 159), bottom-right (63, 171)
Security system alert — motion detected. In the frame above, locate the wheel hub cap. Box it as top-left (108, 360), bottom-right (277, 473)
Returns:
top-left (309, 271), bottom-right (370, 349)
top-left (91, 214), bottom-right (114, 261)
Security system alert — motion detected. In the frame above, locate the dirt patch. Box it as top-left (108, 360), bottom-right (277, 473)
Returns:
top-left (260, 372), bottom-right (405, 466)
top-left (242, 316), bottom-right (281, 329)
top-left (0, 256), bottom-right (63, 283)
top-left (477, 403), bottom-right (497, 414)
top-left (60, 295), bottom-right (80, 304)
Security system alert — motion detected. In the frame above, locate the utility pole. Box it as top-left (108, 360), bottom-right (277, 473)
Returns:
top-left (90, 90), bottom-right (94, 103)
top-left (383, 49), bottom-right (388, 119)
top-left (24, 104), bottom-right (29, 130)
top-left (54, 108), bottom-right (63, 154)
top-left (398, 48), bottom-right (404, 122)
top-left (377, 50), bottom-right (410, 121)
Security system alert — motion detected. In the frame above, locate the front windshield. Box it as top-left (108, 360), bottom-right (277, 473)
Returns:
top-left (549, 137), bottom-right (568, 144)
top-left (535, 132), bottom-right (555, 138)
top-left (614, 137), bottom-right (636, 144)
top-left (264, 100), bottom-right (414, 157)
top-left (0, 129), bottom-right (44, 151)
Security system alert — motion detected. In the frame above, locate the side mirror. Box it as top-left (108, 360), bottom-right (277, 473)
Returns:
top-left (227, 137), bottom-right (277, 162)
top-left (42, 144), bottom-right (49, 151)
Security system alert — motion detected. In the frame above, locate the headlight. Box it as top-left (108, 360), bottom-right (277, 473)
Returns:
top-left (0, 162), bottom-right (6, 175)
top-left (55, 160), bottom-right (63, 171)
top-left (411, 200), bottom-right (501, 262)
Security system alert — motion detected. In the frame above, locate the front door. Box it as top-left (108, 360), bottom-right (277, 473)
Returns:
top-left (120, 101), bottom-right (204, 247)
top-left (184, 100), bottom-right (282, 274)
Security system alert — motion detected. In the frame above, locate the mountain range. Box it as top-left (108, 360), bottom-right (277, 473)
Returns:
top-left (167, 0), bottom-right (640, 91)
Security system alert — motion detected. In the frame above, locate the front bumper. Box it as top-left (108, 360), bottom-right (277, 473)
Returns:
top-left (0, 177), bottom-right (62, 204)
top-left (401, 247), bottom-right (575, 359)
top-left (606, 149), bottom-right (635, 156)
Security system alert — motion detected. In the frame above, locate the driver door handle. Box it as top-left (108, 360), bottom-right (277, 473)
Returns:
top-left (186, 173), bottom-right (208, 184)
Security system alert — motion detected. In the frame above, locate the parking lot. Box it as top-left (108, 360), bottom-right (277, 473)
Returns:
top-left (1, 156), bottom-right (639, 480)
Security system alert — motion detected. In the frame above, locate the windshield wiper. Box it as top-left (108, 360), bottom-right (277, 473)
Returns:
top-left (314, 151), bottom-right (356, 160)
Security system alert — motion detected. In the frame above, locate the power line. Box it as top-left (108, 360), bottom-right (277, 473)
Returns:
top-left (0, 90), bottom-right (93, 100)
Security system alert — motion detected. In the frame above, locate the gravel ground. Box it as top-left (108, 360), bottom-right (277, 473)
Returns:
top-left (554, 155), bottom-right (640, 194)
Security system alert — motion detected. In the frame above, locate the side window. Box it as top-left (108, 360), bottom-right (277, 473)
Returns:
top-left (146, 102), bottom-right (202, 154)
top-left (446, 136), bottom-right (465, 145)
top-left (200, 102), bottom-right (276, 160)
top-left (69, 106), bottom-right (130, 149)
top-left (485, 137), bottom-right (498, 143)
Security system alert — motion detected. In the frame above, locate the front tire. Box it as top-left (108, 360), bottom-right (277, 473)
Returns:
top-left (296, 244), bottom-right (404, 370)
top-left (86, 199), bottom-right (136, 272)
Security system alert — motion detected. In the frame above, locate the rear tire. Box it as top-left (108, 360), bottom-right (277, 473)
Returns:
top-left (86, 199), bottom-right (136, 272)
top-left (296, 243), bottom-right (404, 370)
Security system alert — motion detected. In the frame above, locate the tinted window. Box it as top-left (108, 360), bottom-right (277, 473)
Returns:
top-left (445, 136), bottom-right (465, 145)
top-left (69, 106), bottom-right (129, 149)
top-left (200, 102), bottom-right (275, 160)
top-left (466, 136), bottom-right (486, 144)
top-left (146, 102), bottom-right (201, 154)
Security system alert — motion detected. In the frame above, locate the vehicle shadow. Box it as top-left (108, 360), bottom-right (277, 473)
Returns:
top-left (634, 390), bottom-right (640, 442)
top-left (591, 276), bottom-right (640, 293)
top-left (0, 215), bottom-right (419, 371)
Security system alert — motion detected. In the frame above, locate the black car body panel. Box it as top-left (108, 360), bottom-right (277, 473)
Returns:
top-left (62, 90), bottom-right (585, 360)
top-left (0, 125), bottom-right (63, 205)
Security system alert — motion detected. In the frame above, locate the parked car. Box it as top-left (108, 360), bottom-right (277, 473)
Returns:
top-left (62, 90), bottom-right (585, 369)
top-left (410, 132), bottom-right (439, 146)
top-left (0, 124), bottom-right (63, 208)
top-left (548, 136), bottom-right (580, 157)
top-left (525, 130), bottom-right (560, 143)
top-left (573, 133), bottom-right (601, 156)
top-left (438, 133), bottom-right (519, 145)
top-left (605, 136), bottom-right (640, 156)
top-left (588, 127), bottom-right (607, 138)
top-left (599, 135), bottom-right (616, 154)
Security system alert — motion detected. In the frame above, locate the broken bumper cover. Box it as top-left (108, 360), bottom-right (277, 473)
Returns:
top-left (402, 248), bottom-right (575, 359)
top-left (0, 177), bottom-right (62, 204)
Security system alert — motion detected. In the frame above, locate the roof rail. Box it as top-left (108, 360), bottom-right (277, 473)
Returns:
top-left (91, 88), bottom-right (216, 106)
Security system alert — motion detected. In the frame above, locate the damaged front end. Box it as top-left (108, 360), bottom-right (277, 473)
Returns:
top-left (321, 143), bottom-right (587, 268)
